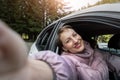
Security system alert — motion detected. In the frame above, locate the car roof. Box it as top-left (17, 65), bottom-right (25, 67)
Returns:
top-left (46, 3), bottom-right (120, 37)
top-left (61, 3), bottom-right (120, 20)
top-left (48, 3), bottom-right (120, 28)
top-left (54, 3), bottom-right (120, 37)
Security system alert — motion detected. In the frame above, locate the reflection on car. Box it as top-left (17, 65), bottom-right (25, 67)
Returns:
top-left (29, 3), bottom-right (120, 80)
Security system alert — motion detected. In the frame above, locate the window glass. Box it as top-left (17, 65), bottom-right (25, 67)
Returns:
top-left (97, 34), bottom-right (112, 49)
top-left (36, 26), bottom-right (54, 51)
top-left (97, 34), bottom-right (120, 54)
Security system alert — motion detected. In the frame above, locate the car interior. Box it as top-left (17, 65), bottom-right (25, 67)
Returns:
top-left (108, 34), bottom-right (120, 54)
top-left (65, 21), bottom-right (120, 53)
top-left (107, 34), bottom-right (120, 80)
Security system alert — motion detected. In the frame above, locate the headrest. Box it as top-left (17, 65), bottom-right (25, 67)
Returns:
top-left (108, 34), bottom-right (120, 49)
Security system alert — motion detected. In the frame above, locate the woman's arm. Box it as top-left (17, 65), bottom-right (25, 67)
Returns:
top-left (30, 50), bottom-right (74, 80)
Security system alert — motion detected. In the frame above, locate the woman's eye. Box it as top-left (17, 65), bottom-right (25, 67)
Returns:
top-left (65, 40), bottom-right (70, 43)
top-left (73, 33), bottom-right (77, 37)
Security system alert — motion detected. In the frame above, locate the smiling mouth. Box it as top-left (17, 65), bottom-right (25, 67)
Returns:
top-left (76, 45), bottom-right (81, 48)
top-left (74, 39), bottom-right (82, 48)
top-left (74, 43), bottom-right (81, 49)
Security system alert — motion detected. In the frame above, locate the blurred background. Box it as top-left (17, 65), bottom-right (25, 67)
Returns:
top-left (0, 0), bottom-right (119, 50)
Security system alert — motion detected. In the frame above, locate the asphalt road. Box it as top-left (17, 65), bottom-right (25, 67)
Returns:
top-left (26, 42), bottom-right (33, 51)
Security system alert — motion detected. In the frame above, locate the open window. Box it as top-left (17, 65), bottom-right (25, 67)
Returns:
top-left (36, 25), bottom-right (55, 51)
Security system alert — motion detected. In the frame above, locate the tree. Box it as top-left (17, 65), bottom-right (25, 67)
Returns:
top-left (95, 0), bottom-right (120, 5)
top-left (0, 0), bottom-right (71, 41)
top-left (26, 0), bottom-right (67, 27)
top-left (97, 35), bottom-right (113, 43)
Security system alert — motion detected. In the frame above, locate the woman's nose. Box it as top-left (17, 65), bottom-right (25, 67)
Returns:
top-left (72, 37), bottom-right (78, 43)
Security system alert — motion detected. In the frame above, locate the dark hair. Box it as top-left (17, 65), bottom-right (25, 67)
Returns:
top-left (57, 25), bottom-right (73, 52)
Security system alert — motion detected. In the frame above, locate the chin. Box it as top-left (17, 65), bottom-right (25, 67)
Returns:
top-left (78, 45), bottom-right (85, 52)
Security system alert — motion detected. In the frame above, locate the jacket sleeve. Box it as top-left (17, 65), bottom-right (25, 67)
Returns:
top-left (29, 50), bottom-right (74, 80)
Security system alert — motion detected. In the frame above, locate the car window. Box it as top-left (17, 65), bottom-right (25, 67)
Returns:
top-left (97, 34), bottom-right (112, 49)
top-left (36, 26), bottom-right (54, 51)
top-left (97, 34), bottom-right (120, 54)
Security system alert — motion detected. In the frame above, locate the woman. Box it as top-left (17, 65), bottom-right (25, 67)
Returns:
top-left (57, 25), bottom-right (120, 80)
top-left (30, 25), bottom-right (120, 80)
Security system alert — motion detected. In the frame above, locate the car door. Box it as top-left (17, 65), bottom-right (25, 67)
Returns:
top-left (35, 23), bottom-right (56, 51)
top-left (29, 22), bottom-right (60, 54)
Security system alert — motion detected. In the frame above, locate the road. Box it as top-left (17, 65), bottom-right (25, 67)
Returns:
top-left (26, 42), bottom-right (33, 51)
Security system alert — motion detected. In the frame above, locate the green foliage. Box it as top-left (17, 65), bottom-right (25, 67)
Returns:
top-left (95, 0), bottom-right (120, 5)
top-left (0, 0), bottom-right (119, 42)
top-left (0, 0), bottom-right (68, 41)
top-left (97, 34), bottom-right (113, 43)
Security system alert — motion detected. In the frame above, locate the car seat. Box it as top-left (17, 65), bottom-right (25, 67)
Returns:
top-left (108, 34), bottom-right (120, 54)
top-left (108, 34), bottom-right (120, 80)
top-left (108, 34), bottom-right (120, 49)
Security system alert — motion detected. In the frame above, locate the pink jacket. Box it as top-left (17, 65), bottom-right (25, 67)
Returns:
top-left (30, 42), bottom-right (120, 80)
top-left (61, 42), bottom-right (109, 80)
top-left (30, 51), bottom-right (75, 80)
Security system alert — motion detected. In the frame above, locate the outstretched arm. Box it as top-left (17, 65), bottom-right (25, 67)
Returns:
top-left (0, 20), bottom-right (53, 80)
top-left (30, 50), bottom-right (75, 80)
top-left (0, 20), bottom-right (28, 73)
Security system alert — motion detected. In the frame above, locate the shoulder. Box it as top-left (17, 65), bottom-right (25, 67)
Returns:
top-left (29, 50), bottom-right (59, 59)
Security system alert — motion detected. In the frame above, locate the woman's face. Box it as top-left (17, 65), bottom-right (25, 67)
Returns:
top-left (60, 28), bottom-right (85, 53)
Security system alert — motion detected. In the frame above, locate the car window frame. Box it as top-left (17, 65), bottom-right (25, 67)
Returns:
top-left (53, 15), bottom-right (120, 54)
top-left (35, 24), bottom-right (56, 51)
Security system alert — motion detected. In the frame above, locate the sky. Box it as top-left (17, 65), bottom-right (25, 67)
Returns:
top-left (64, 0), bottom-right (102, 11)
